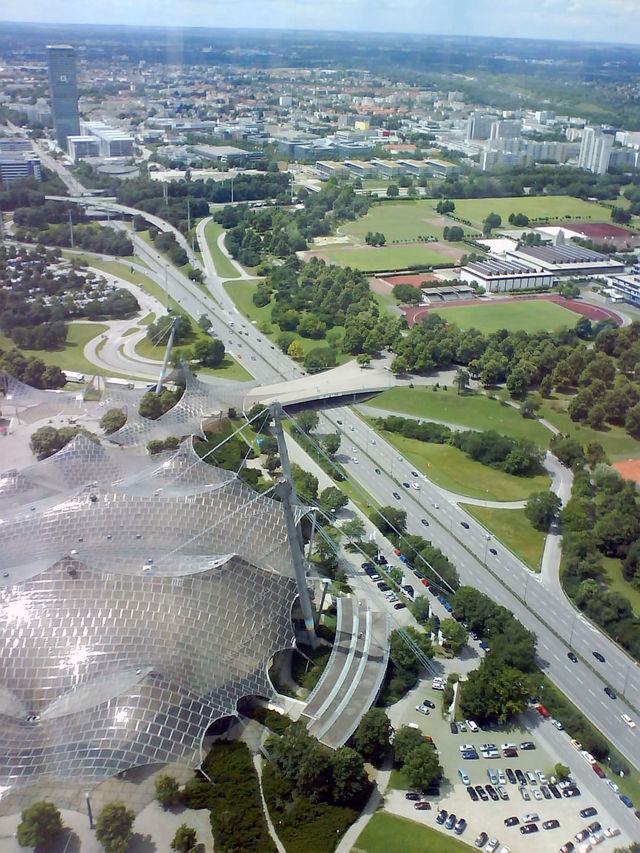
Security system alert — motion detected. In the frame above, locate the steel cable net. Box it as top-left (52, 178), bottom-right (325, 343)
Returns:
top-left (0, 405), bottom-right (311, 793)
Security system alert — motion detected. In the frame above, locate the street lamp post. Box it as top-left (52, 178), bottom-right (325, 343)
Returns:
top-left (85, 791), bottom-right (93, 829)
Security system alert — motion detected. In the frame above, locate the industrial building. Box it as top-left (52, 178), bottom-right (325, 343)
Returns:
top-left (47, 44), bottom-right (80, 147)
top-left (80, 122), bottom-right (135, 158)
top-left (460, 257), bottom-right (555, 292)
top-left (67, 135), bottom-right (100, 162)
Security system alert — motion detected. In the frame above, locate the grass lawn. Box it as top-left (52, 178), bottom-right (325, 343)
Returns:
top-left (460, 504), bottom-right (546, 571)
top-left (451, 195), bottom-right (615, 226)
top-left (339, 200), bottom-right (453, 243)
top-left (133, 334), bottom-right (252, 381)
top-left (0, 322), bottom-right (109, 376)
top-left (601, 556), bottom-right (640, 615)
top-left (387, 767), bottom-right (409, 791)
top-left (433, 300), bottom-right (580, 335)
top-left (370, 387), bottom-right (551, 444)
top-left (539, 396), bottom-right (640, 462)
top-left (224, 279), bottom-right (351, 363)
top-left (378, 431), bottom-right (549, 501)
top-left (204, 219), bottom-right (241, 278)
top-left (320, 244), bottom-right (457, 272)
top-left (354, 813), bottom-right (470, 853)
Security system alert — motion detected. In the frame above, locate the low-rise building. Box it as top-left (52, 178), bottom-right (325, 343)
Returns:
top-left (460, 257), bottom-right (555, 292)
top-left (506, 241), bottom-right (625, 276)
top-left (315, 161), bottom-right (350, 180)
top-left (606, 271), bottom-right (640, 306)
top-left (425, 158), bottom-right (459, 178)
top-left (0, 140), bottom-right (41, 183)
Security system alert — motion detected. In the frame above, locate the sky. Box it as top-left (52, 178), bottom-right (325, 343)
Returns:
top-left (2, 0), bottom-right (640, 45)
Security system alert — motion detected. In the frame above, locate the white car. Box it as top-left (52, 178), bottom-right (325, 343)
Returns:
top-left (416, 704), bottom-right (430, 715)
top-left (621, 713), bottom-right (636, 728)
top-left (580, 750), bottom-right (596, 765)
top-left (500, 743), bottom-right (516, 751)
top-left (552, 719), bottom-right (564, 730)
top-left (532, 789), bottom-right (543, 800)
top-left (604, 827), bottom-right (620, 838)
top-left (606, 779), bottom-right (620, 793)
top-left (484, 839), bottom-right (499, 853)
top-left (412, 482), bottom-right (420, 490)
top-left (498, 847), bottom-right (511, 853)
top-left (497, 769), bottom-right (506, 784)
top-left (352, 457), bottom-right (359, 464)
top-left (460, 743), bottom-right (476, 752)
top-left (466, 719), bottom-right (479, 732)
top-left (536, 770), bottom-right (547, 783)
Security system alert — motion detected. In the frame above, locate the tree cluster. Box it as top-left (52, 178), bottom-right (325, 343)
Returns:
top-left (0, 347), bottom-right (66, 390)
top-left (392, 725), bottom-right (441, 790)
top-left (443, 225), bottom-right (464, 241)
top-left (364, 230), bottom-right (386, 246)
top-left (392, 283), bottom-right (423, 304)
top-left (30, 425), bottom-right (99, 459)
top-left (139, 388), bottom-right (183, 420)
top-left (149, 227), bottom-right (188, 267)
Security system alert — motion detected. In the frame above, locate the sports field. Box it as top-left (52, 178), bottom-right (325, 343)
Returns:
top-left (432, 299), bottom-right (579, 334)
top-left (339, 200), bottom-right (453, 242)
top-left (320, 244), bottom-right (458, 272)
top-left (451, 195), bottom-right (613, 226)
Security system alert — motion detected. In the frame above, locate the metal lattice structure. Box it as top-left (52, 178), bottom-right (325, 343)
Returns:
top-left (0, 428), bottom-right (309, 793)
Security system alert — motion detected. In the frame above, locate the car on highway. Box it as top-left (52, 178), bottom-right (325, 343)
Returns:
top-left (402, 481), bottom-right (410, 488)
top-left (552, 719), bottom-right (564, 730)
top-left (504, 816), bottom-right (519, 827)
top-left (433, 503), bottom-right (440, 509)
top-left (392, 492), bottom-right (401, 500)
top-left (412, 482), bottom-right (420, 490)
top-left (489, 547), bottom-right (497, 555)
top-left (411, 470), bottom-right (419, 477)
top-left (461, 521), bottom-right (470, 529)
top-left (375, 468), bottom-right (381, 474)
top-left (604, 686), bottom-right (617, 699)
top-left (593, 651), bottom-right (605, 662)
top-left (620, 794), bottom-right (634, 808)
top-left (622, 713), bottom-right (636, 728)
top-left (606, 778), bottom-right (620, 793)
top-left (520, 823), bottom-right (539, 835)
top-left (421, 518), bottom-right (429, 526)
top-left (567, 651), bottom-right (578, 663)
top-left (475, 832), bottom-right (488, 848)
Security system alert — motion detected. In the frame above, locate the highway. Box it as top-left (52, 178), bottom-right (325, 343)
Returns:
top-left (44, 185), bottom-right (640, 775)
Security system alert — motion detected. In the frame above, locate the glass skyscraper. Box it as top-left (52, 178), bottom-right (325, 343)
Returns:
top-left (47, 44), bottom-right (80, 147)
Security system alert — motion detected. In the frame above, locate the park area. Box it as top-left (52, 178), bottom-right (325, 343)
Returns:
top-left (316, 243), bottom-right (461, 272)
top-left (354, 813), bottom-right (470, 853)
top-left (429, 298), bottom-right (581, 334)
top-left (450, 194), bottom-right (615, 227)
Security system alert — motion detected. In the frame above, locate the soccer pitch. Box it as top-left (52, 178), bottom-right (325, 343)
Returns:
top-left (339, 200), bottom-right (450, 242)
top-left (432, 299), bottom-right (580, 333)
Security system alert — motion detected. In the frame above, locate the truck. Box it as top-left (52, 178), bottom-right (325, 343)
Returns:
top-left (63, 371), bottom-right (85, 383)
top-left (105, 377), bottom-right (134, 390)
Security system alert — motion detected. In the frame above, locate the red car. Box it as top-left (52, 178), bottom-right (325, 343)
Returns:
top-left (537, 705), bottom-right (550, 718)
top-left (592, 764), bottom-right (606, 778)
top-left (414, 801), bottom-right (431, 810)
top-left (421, 579), bottom-right (429, 587)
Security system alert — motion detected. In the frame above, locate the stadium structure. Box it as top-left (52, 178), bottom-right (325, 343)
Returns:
top-left (0, 367), bottom-right (389, 803)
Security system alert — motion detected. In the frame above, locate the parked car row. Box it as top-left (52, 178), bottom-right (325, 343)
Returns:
top-left (435, 809), bottom-right (466, 835)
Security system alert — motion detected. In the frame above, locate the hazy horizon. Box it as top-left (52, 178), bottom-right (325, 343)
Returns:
top-left (1, 1), bottom-right (639, 47)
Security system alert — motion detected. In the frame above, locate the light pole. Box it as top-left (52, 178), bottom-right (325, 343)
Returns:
top-left (85, 791), bottom-right (93, 829)
top-left (164, 265), bottom-right (169, 310)
top-left (568, 610), bottom-right (577, 647)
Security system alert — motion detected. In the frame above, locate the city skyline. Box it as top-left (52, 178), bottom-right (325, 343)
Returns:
top-left (1, 0), bottom-right (640, 46)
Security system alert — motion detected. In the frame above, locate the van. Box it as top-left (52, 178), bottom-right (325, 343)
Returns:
top-left (466, 719), bottom-right (479, 732)
top-left (458, 768), bottom-right (470, 786)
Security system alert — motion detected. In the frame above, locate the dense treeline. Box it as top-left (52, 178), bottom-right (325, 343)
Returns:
top-left (561, 466), bottom-right (640, 661)
top-left (253, 255), bottom-right (403, 358)
top-left (432, 164), bottom-right (624, 201)
top-left (392, 315), bottom-right (640, 437)
top-left (376, 415), bottom-right (543, 477)
top-left (146, 225), bottom-right (188, 267)
top-left (0, 347), bottom-right (65, 389)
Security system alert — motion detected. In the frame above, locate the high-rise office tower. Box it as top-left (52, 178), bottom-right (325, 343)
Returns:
top-left (47, 44), bottom-right (80, 147)
top-left (578, 126), bottom-right (613, 175)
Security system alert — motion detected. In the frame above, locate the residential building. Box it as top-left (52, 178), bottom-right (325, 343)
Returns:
top-left (466, 112), bottom-right (493, 140)
top-left (490, 119), bottom-right (521, 140)
top-left (578, 126), bottom-right (613, 174)
top-left (47, 44), bottom-right (80, 147)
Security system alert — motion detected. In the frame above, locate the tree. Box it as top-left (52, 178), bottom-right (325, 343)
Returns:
top-left (525, 491), bottom-right (562, 530)
top-left (322, 433), bottom-right (341, 457)
top-left (554, 762), bottom-right (570, 781)
top-left (291, 463), bottom-right (318, 501)
top-left (319, 486), bottom-right (348, 513)
top-left (295, 409), bottom-right (319, 434)
top-left (436, 199), bottom-right (455, 214)
top-left (409, 596), bottom-right (431, 623)
top-left (287, 340), bottom-right (304, 360)
top-left (386, 183), bottom-right (399, 198)
top-left (192, 337), bottom-right (225, 367)
top-left (155, 773), bottom-right (181, 809)
top-left (99, 408), bottom-right (126, 435)
top-left (17, 801), bottom-right (63, 849)
top-left (373, 505), bottom-right (407, 535)
top-left (331, 747), bottom-right (368, 805)
top-left (171, 824), bottom-right (197, 852)
top-left (95, 801), bottom-right (135, 853)
top-left (625, 401), bottom-right (640, 437)
top-left (357, 353), bottom-right (372, 367)
top-left (440, 617), bottom-right (468, 654)
top-left (389, 627), bottom-right (434, 670)
top-left (342, 518), bottom-right (366, 542)
top-left (404, 742), bottom-right (441, 790)
top-left (265, 453), bottom-right (280, 478)
top-left (483, 212), bottom-right (502, 235)
top-left (454, 368), bottom-right (470, 394)
top-left (459, 657), bottom-right (528, 722)
top-left (352, 708), bottom-right (392, 763)
top-left (393, 725), bottom-right (426, 766)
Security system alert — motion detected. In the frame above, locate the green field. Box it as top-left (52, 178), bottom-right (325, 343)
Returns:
top-left (370, 387), bottom-right (551, 444)
top-left (433, 299), bottom-right (580, 334)
top-left (354, 813), bottom-right (470, 853)
top-left (133, 333), bottom-right (252, 381)
top-left (224, 279), bottom-right (351, 363)
top-left (321, 244), bottom-right (457, 272)
top-left (451, 194), bottom-right (615, 226)
top-left (378, 431), bottom-right (549, 501)
top-left (460, 504), bottom-right (547, 571)
top-left (602, 556), bottom-right (640, 615)
top-left (0, 322), bottom-right (109, 376)
top-left (339, 200), bottom-right (455, 242)
top-left (204, 219), bottom-right (242, 278)
top-left (539, 397), bottom-right (640, 462)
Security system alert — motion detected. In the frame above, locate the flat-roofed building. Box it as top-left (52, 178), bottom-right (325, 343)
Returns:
top-left (316, 161), bottom-right (350, 180)
top-left (579, 126), bottom-right (613, 175)
top-left (370, 158), bottom-right (405, 178)
top-left (67, 135), bottom-right (100, 162)
top-left (425, 158), bottom-right (459, 178)
top-left (507, 242), bottom-right (624, 276)
top-left (344, 160), bottom-right (377, 178)
top-left (397, 159), bottom-right (430, 177)
top-left (81, 121), bottom-right (134, 158)
top-left (0, 140), bottom-right (42, 183)
top-left (606, 271), bottom-right (640, 306)
top-left (460, 257), bottom-right (555, 292)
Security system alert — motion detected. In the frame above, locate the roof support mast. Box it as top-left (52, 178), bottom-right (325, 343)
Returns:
top-left (155, 317), bottom-right (179, 396)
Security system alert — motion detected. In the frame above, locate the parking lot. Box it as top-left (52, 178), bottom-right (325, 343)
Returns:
top-left (384, 679), bottom-right (635, 852)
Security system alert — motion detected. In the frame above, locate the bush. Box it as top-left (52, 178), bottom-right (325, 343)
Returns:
top-left (155, 773), bottom-right (181, 809)
top-left (17, 801), bottom-right (63, 848)
top-left (95, 801), bottom-right (135, 853)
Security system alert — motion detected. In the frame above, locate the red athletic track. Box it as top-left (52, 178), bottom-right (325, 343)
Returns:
top-left (381, 273), bottom-right (442, 288)
top-left (401, 294), bottom-right (625, 327)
